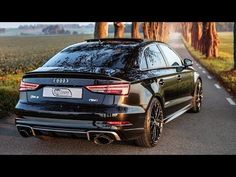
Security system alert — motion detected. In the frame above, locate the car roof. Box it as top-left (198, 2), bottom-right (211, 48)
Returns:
top-left (65, 38), bottom-right (167, 51)
top-left (85, 38), bottom-right (167, 48)
top-left (86, 38), bottom-right (144, 43)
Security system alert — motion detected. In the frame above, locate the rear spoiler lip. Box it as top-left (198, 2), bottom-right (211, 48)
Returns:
top-left (25, 70), bottom-right (108, 76)
top-left (23, 71), bottom-right (125, 81)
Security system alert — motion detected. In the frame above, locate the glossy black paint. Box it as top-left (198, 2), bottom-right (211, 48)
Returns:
top-left (15, 38), bottom-right (201, 142)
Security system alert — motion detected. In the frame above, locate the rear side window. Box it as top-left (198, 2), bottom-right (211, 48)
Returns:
top-left (159, 44), bottom-right (182, 66)
top-left (140, 56), bottom-right (148, 69)
top-left (144, 44), bottom-right (167, 69)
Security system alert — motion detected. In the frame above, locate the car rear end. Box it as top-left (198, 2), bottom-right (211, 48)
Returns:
top-left (15, 40), bottom-right (146, 144)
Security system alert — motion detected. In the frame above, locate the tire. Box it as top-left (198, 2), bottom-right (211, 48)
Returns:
top-left (190, 79), bottom-right (203, 113)
top-left (135, 98), bottom-right (164, 148)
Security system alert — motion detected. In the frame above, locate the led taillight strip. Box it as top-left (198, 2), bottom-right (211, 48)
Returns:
top-left (105, 121), bottom-right (133, 126)
top-left (20, 81), bottom-right (39, 91)
top-left (86, 83), bottom-right (130, 95)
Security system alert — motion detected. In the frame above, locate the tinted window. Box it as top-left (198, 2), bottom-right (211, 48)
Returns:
top-left (43, 43), bottom-right (136, 69)
top-left (140, 57), bottom-right (148, 69)
top-left (144, 44), bottom-right (166, 69)
top-left (159, 44), bottom-right (182, 66)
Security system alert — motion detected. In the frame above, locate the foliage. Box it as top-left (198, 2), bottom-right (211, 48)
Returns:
top-left (0, 86), bottom-right (19, 117)
top-left (0, 74), bottom-right (22, 117)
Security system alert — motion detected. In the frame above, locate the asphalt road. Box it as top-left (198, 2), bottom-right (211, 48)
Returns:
top-left (1, 33), bottom-right (236, 154)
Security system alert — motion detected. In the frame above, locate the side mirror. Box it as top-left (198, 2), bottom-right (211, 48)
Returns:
top-left (183, 58), bottom-right (193, 67)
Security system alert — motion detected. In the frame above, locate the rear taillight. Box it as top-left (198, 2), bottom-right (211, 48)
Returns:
top-left (86, 83), bottom-right (130, 95)
top-left (105, 121), bottom-right (133, 126)
top-left (19, 81), bottom-right (39, 91)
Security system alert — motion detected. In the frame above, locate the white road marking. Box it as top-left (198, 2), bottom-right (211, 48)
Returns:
top-left (196, 63), bottom-right (199, 66)
top-left (226, 98), bottom-right (236, 105)
top-left (214, 84), bottom-right (221, 89)
top-left (202, 70), bottom-right (206, 74)
top-left (198, 66), bottom-right (202, 69)
top-left (207, 75), bottom-right (212, 79)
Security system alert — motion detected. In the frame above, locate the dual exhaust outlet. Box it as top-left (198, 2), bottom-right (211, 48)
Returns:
top-left (93, 134), bottom-right (114, 145)
top-left (17, 125), bottom-right (117, 145)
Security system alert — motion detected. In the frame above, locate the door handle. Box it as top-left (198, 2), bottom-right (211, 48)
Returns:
top-left (177, 75), bottom-right (181, 81)
top-left (159, 79), bottom-right (165, 86)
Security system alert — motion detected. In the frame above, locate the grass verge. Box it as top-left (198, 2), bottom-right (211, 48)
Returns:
top-left (0, 74), bottom-right (22, 117)
top-left (182, 32), bottom-right (236, 97)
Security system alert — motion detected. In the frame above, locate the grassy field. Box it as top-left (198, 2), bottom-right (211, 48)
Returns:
top-left (0, 34), bottom-right (93, 76)
top-left (184, 32), bottom-right (236, 95)
top-left (0, 34), bottom-right (93, 116)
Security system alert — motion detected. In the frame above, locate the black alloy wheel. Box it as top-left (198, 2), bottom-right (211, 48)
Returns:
top-left (135, 98), bottom-right (164, 147)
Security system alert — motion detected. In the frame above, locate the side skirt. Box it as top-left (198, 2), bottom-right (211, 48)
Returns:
top-left (163, 104), bottom-right (192, 124)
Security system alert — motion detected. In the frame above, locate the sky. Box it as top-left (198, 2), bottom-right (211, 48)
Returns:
top-left (0, 22), bottom-right (95, 28)
top-left (0, 22), bottom-right (131, 28)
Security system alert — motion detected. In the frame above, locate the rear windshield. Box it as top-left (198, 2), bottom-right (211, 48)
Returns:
top-left (43, 43), bottom-right (136, 69)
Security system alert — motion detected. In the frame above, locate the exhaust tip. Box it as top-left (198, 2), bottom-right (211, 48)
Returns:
top-left (93, 134), bottom-right (114, 145)
top-left (18, 128), bottom-right (33, 138)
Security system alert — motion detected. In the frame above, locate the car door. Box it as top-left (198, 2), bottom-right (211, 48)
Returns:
top-left (143, 44), bottom-right (180, 116)
top-left (158, 44), bottom-right (194, 109)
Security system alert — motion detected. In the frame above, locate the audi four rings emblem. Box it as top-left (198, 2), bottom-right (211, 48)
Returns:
top-left (53, 78), bottom-right (69, 84)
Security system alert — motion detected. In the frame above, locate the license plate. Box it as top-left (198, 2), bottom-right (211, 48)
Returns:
top-left (43, 87), bottom-right (82, 99)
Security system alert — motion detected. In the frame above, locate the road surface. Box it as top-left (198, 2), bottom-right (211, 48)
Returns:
top-left (1, 33), bottom-right (236, 154)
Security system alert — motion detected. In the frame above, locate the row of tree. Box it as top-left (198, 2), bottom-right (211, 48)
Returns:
top-left (94, 22), bottom-right (169, 42)
top-left (182, 22), bottom-right (220, 58)
top-left (93, 22), bottom-right (235, 70)
top-left (42, 25), bottom-right (71, 35)
top-left (182, 22), bottom-right (236, 70)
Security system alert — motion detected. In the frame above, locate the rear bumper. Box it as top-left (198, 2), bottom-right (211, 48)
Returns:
top-left (15, 101), bottom-right (146, 140)
top-left (16, 123), bottom-right (122, 141)
top-left (15, 113), bottom-right (145, 140)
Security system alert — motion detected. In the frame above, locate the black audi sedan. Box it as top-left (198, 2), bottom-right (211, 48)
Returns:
top-left (15, 38), bottom-right (202, 147)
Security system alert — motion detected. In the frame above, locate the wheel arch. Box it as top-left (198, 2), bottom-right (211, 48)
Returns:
top-left (146, 94), bottom-right (165, 113)
top-left (192, 72), bottom-right (202, 95)
top-left (193, 71), bottom-right (202, 85)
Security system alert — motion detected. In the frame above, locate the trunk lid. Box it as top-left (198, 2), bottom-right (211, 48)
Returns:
top-left (21, 67), bottom-right (128, 106)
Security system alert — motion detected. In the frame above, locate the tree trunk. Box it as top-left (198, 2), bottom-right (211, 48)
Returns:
top-left (199, 22), bottom-right (208, 55)
top-left (188, 23), bottom-right (192, 43)
top-left (182, 22), bottom-right (192, 43)
top-left (148, 22), bottom-right (159, 41)
top-left (152, 22), bottom-right (159, 41)
top-left (132, 22), bottom-right (141, 38)
top-left (143, 22), bottom-right (150, 39)
top-left (114, 22), bottom-right (125, 38)
top-left (94, 22), bottom-right (108, 39)
top-left (160, 22), bottom-right (169, 42)
top-left (234, 22), bottom-right (236, 69)
top-left (162, 22), bottom-right (170, 42)
top-left (196, 23), bottom-right (202, 50)
top-left (210, 22), bottom-right (220, 57)
top-left (143, 22), bottom-right (157, 40)
top-left (182, 23), bottom-right (187, 42)
top-left (148, 22), bottom-right (155, 40)
top-left (157, 22), bottom-right (163, 41)
top-left (200, 22), bottom-right (219, 58)
top-left (142, 22), bottom-right (169, 42)
top-left (191, 22), bottom-right (202, 50)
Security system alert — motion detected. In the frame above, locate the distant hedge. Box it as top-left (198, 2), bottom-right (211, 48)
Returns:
top-left (216, 22), bottom-right (234, 32)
